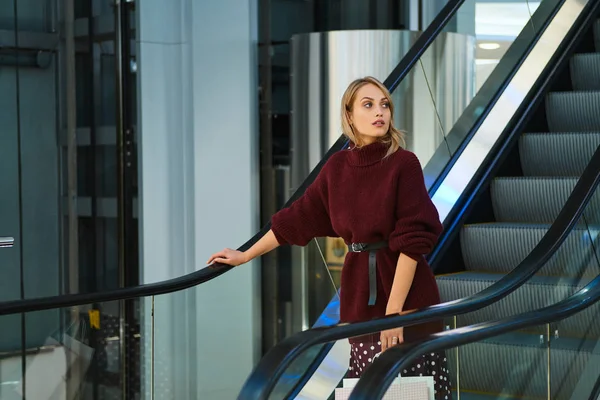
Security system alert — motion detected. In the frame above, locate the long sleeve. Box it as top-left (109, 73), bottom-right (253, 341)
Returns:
top-left (388, 152), bottom-right (443, 260)
top-left (271, 170), bottom-right (337, 246)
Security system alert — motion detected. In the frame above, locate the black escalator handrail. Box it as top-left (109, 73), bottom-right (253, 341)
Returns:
top-left (0, 136), bottom-right (348, 316)
top-left (237, 143), bottom-right (600, 400)
top-left (0, 0), bottom-right (465, 316)
top-left (350, 274), bottom-right (600, 399)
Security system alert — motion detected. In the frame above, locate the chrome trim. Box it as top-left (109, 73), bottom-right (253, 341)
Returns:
top-left (0, 237), bottom-right (14, 248)
top-left (295, 340), bottom-right (350, 400)
top-left (295, 0), bottom-right (589, 397)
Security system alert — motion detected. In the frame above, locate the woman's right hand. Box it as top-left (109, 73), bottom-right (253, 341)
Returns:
top-left (207, 248), bottom-right (248, 267)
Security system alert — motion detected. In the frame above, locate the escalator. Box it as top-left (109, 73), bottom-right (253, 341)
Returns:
top-left (435, 16), bottom-right (600, 398)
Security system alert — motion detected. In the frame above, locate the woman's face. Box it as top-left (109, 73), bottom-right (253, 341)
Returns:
top-left (348, 83), bottom-right (391, 145)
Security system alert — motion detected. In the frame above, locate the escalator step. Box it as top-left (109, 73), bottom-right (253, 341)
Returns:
top-left (519, 132), bottom-right (600, 176)
top-left (446, 330), bottom-right (600, 400)
top-left (546, 92), bottom-right (600, 132)
top-left (570, 53), bottom-right (600, 90)
top-left (436, 273), bottom-right (599, 338)
top-left (460, 224), bottom-right (599, 278)
top-left (491, 177), bottom-right (578, 223)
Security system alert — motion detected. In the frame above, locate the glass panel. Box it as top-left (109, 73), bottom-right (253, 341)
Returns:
top-left (420, 0), bottom-right (563, 188)
top-left (451, 326), bottom-right (550, 399)
top-left (390, 56), bottom-right (450, 180)
top-left (0, 315), bottom-right (22, 400)
top-left (269, 343), bottom-right (331, 399)
top-left (151, 288), bottom-right (198, 399)
top-left (550, 317), bottom-right (600, 400)
top-left (70, 12), bottom-right (123, 296)
top-left (550, 197), bottom-right (600, 399)
top-left (0, 10), bottom-right (23, 400)
top-left (0, 299), bottom-right (139, 400)
top-left (448, 164), bottom-right (600, 369)
top-left (0, 0), bottom-right (126, 304)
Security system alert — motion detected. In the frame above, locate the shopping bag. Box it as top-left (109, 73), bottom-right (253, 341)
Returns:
top-left (15, 318), bottom-right (95, 400)
top-left (335, 376), bottom-right (434, 400)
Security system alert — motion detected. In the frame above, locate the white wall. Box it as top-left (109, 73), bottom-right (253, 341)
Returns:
top-left (136, 0), bottom-right (261, 398)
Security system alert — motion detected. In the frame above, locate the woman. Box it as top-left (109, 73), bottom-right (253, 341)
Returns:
top-left (208, 76), bottom-right (452, 399)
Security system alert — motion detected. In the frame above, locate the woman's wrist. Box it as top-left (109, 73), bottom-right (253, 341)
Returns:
top-left (385, 302), bottom-right (403, 315)
top-left (242, 251), bottom-right (251, 264)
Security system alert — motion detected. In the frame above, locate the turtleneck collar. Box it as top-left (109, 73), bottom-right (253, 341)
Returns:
top-left (346, 141), bottom-right (390, 166)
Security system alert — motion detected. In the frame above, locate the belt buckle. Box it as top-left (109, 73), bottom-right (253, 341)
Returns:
top-left (351, 243), bottom-right (366, 252)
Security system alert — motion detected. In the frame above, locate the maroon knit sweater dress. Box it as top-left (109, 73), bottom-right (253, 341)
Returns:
top-left (271, 141), bottom-right (443, 329)
top-left (271, 141), bottom-right (452, 398)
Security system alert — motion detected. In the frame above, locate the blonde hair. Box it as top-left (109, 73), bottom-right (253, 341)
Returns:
top-left (340, 76), bottom-right (406, 158)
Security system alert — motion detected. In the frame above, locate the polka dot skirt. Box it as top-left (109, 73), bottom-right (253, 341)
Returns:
top-left (347, 340), bottom-right (453, 400)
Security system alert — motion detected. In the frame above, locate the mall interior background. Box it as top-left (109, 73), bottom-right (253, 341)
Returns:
top-left (0, 0), bottom-right (539, 398)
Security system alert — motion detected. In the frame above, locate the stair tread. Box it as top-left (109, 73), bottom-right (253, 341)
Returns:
top-left (519, 132), bottom-right (600, 176)
top-left (570, 52), bottom-right (600, 90)
top-left (490, 177), bottom-right (586, 223)
top-left (546, 92), bottom-right (600, 132)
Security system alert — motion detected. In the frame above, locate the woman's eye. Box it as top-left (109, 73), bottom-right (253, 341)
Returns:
top-left (382, 102), bottom-right (389, 108)
top-left (364, 102), bottom-right (372, 108)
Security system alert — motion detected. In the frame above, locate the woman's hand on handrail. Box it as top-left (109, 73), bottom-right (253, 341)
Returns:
top-left (207, 229), bottom-right (281, 267)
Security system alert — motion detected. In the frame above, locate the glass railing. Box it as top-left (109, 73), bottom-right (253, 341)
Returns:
top-left (390, 0), bottom-right (549, 178)
top-left (350, 306), bottom-right (600, 400)
top-left (444, 201), bottom-right (600, 400)
top-left (0, 299), bottom-right (140, 400)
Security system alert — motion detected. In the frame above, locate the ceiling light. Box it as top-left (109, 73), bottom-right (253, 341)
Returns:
top-left (479, 42), bottom-right (501, 50)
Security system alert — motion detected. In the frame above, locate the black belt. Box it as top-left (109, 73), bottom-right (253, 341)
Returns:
top-left (347, 241), bottom-right (388, 306)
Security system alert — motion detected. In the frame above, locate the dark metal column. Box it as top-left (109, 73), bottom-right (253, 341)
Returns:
top-left (259, 0), bottom-right (280, 353)
top-left (115, 0), bottom-right (138, 398)
top-left (86, 2), bottom-right (101, 399)
top-left (65, 0), bottom-right (79, 297)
